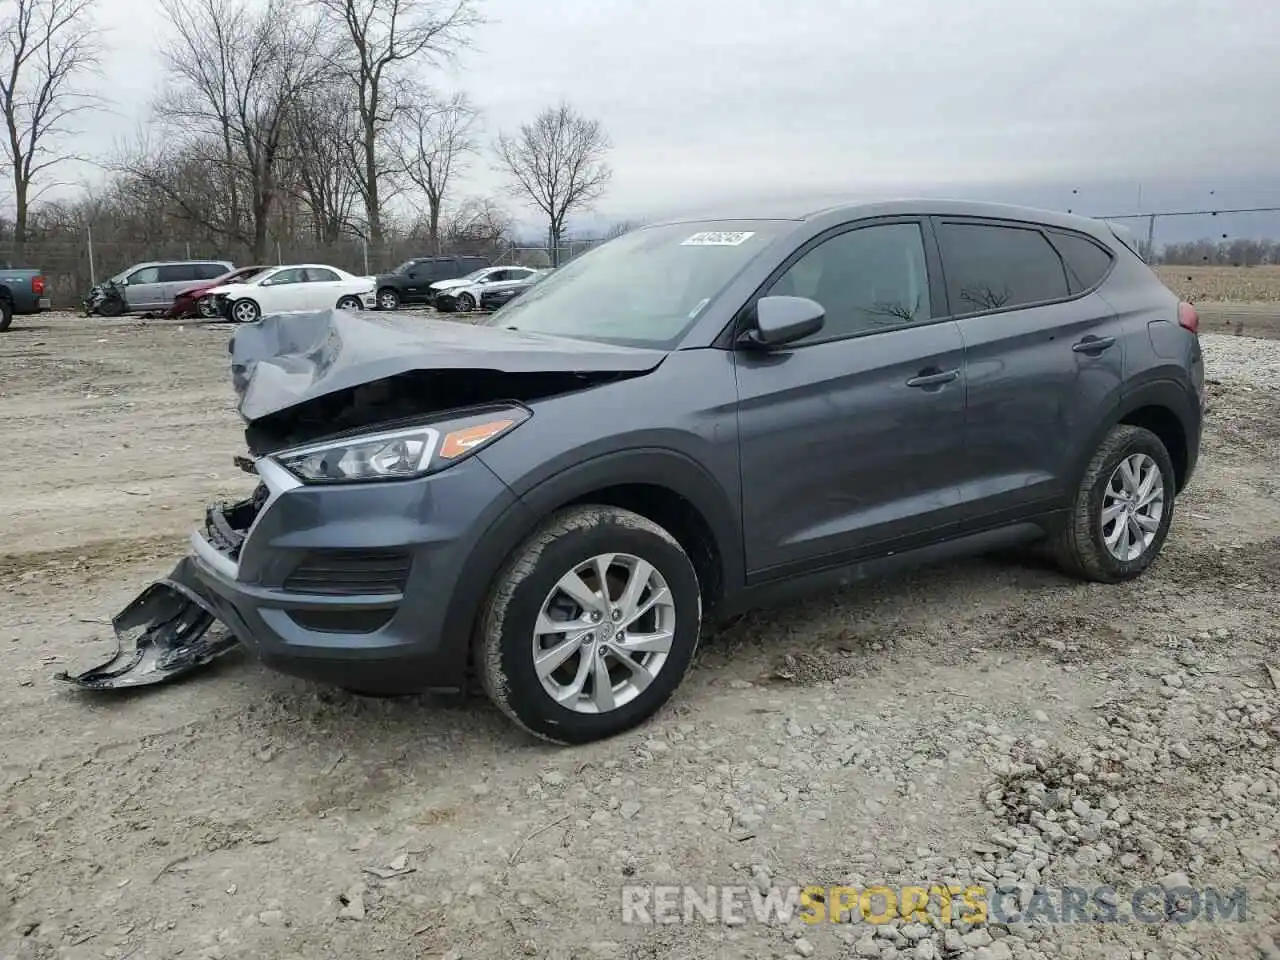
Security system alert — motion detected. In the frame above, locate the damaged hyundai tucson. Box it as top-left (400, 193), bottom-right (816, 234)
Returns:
top-left (62, 200), bottom-right (1205, 745)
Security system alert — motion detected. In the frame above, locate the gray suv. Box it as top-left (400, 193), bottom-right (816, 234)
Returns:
top-left (110, 260), bottom-right (233, 312)
top-left (75, 200), bottom-right (1204, 745)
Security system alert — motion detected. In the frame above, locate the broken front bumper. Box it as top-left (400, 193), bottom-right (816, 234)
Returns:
top-left (61, 452), bottom-right (519, 694)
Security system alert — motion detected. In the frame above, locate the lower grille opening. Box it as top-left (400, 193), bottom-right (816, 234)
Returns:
top-left (283, 550), bottom-right (411, 596)
top-left (287, 608), bottom-right (394, 634)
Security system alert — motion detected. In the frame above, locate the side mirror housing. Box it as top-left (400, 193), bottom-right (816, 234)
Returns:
top-left (742, 295), bottom-right (825, 347)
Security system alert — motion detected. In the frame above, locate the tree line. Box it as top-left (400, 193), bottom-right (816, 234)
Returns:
top-left (0, 0), bottom-right (614, 285)
top-left (1156, 238), bottom-right (1280, 267)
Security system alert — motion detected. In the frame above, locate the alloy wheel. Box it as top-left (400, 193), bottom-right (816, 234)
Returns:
top-left (232, 300), bottom-right (259, 323)
top-left (378, 290), bottom-right (398, 310)
top-left (1101, 453), bottom-right (1164, 562)
top-left (531, 553), bottom-right (676, 714)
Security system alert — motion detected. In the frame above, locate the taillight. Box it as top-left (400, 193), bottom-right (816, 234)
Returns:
top-left (31, 275), bottom-right (45, 296)
top-left (1177, 301), bottom-right (1199, 335)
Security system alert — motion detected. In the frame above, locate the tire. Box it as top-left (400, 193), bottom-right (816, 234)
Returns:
top-left (377, 288), bottom-right (400, 310)
top-left (336, 295), bottom-right (362, 311)
top-left (455, 292), bottom-right (475, 313)
top-left (98, 296), bottom-right (125, 318)
top-left (1051, 425), bottom-right (1177, 583)
top-left (0, 297), bottom-right (12, 332)
top-left (230, 298), bottom-right (260, 324)
top-left (478, 505), bottom-right (703, 745)
top-left (197, 298), bottom-right (219, 319)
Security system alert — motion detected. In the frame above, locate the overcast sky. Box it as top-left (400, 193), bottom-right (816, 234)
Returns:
top-left (42, 0), bottom-right (1280, 228)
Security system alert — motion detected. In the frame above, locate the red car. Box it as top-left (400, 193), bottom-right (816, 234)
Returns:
top-left (165, 265), bottom-right (271, 319)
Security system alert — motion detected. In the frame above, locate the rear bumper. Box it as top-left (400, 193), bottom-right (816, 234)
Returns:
top-left (181, 454), bottom-right (520, 693)
top-left (13, 297), bottom-right (51, 314)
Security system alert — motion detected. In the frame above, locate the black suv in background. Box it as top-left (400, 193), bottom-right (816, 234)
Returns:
top-left (373, 255), bottom-right (490, 310)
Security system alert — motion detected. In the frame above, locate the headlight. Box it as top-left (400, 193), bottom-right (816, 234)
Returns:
top-left (271, 405), bottom-right (530, 483)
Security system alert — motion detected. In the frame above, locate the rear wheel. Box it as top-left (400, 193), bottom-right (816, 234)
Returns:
top-left (1051, 425), bottom-right (1176, 583)
top-left (0, 297), bottom-right (12, 332)
top-left (377, 288), bottom-right (400, 310)
top-left (336, 295), bottom-right (362, 311)
top-left (230, 298), bottom-right (260, 324)
top-left (478, 505), bottom-right (702, 745)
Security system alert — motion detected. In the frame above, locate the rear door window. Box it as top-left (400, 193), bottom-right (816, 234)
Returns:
top-left (1047, 231), bottom-right (1115, 294)
top-left (936, 222), bottom-right (1070, 315)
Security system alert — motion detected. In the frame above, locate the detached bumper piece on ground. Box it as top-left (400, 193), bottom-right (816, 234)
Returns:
top-left (57, 555), bottom-right (238, 689)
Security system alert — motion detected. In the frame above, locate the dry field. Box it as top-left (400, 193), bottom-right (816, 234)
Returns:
top-left (1155, 265), bottom-right (1280, 304)
top-left (1, 314), bottom-right (1279, 960)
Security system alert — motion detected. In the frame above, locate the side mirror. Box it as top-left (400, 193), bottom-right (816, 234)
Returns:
top-left (742, 295), bottom-right (825, 347)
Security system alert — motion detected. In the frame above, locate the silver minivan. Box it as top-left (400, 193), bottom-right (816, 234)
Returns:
top-left (111, 260), bottom-right (234, 312)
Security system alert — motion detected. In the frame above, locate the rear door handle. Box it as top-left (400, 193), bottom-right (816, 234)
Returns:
top-left (906, 368), bottom-right (960, 389)
top-left (1072, 335), bottom-right (1116, 353)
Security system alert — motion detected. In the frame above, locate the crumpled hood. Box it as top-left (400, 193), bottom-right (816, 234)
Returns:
top-left (229, 309), bottom-right (668, 423)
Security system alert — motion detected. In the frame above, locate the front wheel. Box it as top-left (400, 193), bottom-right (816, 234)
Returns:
top-left (197, 297), bottom-right (219, 319)
top-left (230, 298), bottom-right (260, 324)
top-left (1051, 424), bottom-right (1177, 583)
top-left (0, 297), bottom-right (12, 332)
top-left (478, 505), bottom-right (703, 745)
top-left (336, 295), bottom-right (362, 311)
top-left (377, 288), bottom-right (400, 310)
top-left (455, 292), bottom-right (475, 313)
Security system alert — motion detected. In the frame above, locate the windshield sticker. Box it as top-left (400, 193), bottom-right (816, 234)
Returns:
top-left (681, 231), bottom-right (756, 246)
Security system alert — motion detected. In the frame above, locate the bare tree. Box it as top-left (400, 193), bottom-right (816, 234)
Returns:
top-left (312, 0), bottom-right (481, 247)
top-left (0, 0), bottom-right (99, 260)
top-left (603, 218), bottom-right (643, 240)
top-left (128, 0), bottom-right (334, 261)
top-left (393, 89), bottom-right (478, 253)
top-left (494, 103), bottom-right (612, 265)
top-left (284, 85), bottom-right (362, 244)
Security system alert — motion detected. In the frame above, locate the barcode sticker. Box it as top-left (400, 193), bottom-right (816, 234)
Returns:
top-left (681, 231), bottom-right (756, 246)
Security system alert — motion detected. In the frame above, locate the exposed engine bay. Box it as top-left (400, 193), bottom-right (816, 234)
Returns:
top-left (59, 308), bottom-right (667, 691)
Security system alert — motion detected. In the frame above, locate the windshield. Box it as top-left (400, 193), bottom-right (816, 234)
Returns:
top-left (480, 221), bottom-right (786, 348)
top-left (459, 267), bottom-right (491, 282)
top-left (393, 260), bottom-right (418, 275)
top-left (217, 266), bottom-right (268, 285)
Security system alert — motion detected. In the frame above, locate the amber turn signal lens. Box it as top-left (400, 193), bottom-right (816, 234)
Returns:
top-left (440, 419), bottom-right (516, 459)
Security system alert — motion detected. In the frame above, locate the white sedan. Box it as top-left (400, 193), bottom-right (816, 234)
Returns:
top-left (208, 264), bottom-right (378, 323)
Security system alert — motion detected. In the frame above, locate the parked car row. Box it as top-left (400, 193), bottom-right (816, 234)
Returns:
top-left (75, 254), bottom-right (549, 325)
top-left (370, 256), bottom-right (549, 313)
top-left (82, 259), bottom-right (377, 321)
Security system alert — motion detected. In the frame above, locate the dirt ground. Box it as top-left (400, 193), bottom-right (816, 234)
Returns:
top-left (2, 313), bottom-right (1279, 960)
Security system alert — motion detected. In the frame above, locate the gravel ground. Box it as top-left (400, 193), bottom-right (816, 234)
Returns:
top-left (1, 316), bottom-right (1278, 960)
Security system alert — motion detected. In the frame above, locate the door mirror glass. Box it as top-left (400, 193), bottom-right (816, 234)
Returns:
top-left (746, 296), bottom-right (825, 347)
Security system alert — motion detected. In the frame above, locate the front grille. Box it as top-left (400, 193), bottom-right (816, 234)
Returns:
top-left (282, 550), bottom-right (411, 596)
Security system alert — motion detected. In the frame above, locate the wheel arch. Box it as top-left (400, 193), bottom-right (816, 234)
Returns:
top-left (441, 449), bottom-right (743, 680)
top-left (1074, 379), bottom-right (1198, 494)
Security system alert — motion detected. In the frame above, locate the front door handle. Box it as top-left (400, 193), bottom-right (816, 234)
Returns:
top-left (1073, 335), bottom-right (1116, 354)
top-left (906, 368), bottom-right (960, 389)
